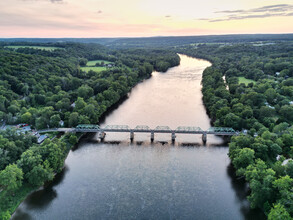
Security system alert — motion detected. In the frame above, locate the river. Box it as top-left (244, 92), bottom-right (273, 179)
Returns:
top-left (12, 54), bottom-right (265, 220)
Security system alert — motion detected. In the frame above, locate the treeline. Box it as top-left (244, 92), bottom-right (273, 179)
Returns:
top-left (0, 43), bottom-right (179, 129)
top-left (177, 43), bottom-right (293, 218)
top-left (0, 42), bottom-right (179, 219)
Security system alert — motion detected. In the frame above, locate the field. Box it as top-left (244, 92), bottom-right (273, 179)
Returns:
top-left (86, 60), bottom-right (113, 66)
top-left (238, 77), bottom-right (256, 85)
top-left (80, 66), bottom-right (107, 72)
top-left (5, 46), bottom-right (62, 51)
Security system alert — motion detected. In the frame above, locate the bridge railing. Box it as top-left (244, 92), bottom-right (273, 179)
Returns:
top-left (103, 125), bottom-right (130, 132)
top-left (37, 125), bottom-right (237, 136)
top-left (175, 126), bottom-right (203, 133)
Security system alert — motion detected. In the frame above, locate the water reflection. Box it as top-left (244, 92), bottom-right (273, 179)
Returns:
top-left (12, 166), bottom-right (69, 220)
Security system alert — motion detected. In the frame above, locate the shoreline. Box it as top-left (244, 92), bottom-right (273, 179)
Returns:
top-left (7, 64), bottom-right (179, 219)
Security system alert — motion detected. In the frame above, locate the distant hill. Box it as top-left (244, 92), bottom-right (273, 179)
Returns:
top-left (1, 34), bottom-right (293, 48)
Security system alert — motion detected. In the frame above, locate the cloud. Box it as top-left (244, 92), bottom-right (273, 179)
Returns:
top-left (165, 15), bottom-right (171, 18)
top-left (210, 13), bottom-right (288, 22)
top-left (97, 10), bottom-right (102, 14)
top-left (216, 4), bottom-right (293, 14)
top-left (199, 4), bottom-right (293, 22)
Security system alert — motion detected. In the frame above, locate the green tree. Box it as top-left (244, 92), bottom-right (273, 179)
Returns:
top-left (268, 203), bottom-right (292, 220)
top-left (77, 85), bottom-right (94, 99)
top-left (75, 97), bottom-right (86, 111)
top-left (68, 134), bottom-right (78, 145)
top-left (0, 211), bottom-right (11, 220)
top-left (50, 114), bottom-right (61, 128)
top-left (245, 159), bottom-right (276, 209)
top-left (286, 161), bottom-right (293, 178)
top-left (17, 149), bottom-right (42, 175)
top-left (21, 112), bottom-right (32, 124)
top-left (46, 142), bottom-right (65, 172)
top-left (69, 112), bottom-right (79, 127)
top-left (27, 162), bottom-right (53, 186)
top-left (79, 58), bottom-right (88, 66)
top-left (224, 113), bottom-right (241, 130)
top-left (233, 148), bottom-right (255, 176)
top-left (279, 105), bottom-right (293, 122)
top-left (0, 164), bottom-right (23, 193)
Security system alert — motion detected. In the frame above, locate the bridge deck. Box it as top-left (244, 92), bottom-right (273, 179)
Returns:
top-left (38, 126), bottom-right (236, 136)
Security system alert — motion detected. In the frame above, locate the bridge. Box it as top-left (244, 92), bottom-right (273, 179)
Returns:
top-left (38, 124), bottom-right (237, 143)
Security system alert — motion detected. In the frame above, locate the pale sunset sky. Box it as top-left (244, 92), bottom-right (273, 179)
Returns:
top-left (1, 0), bottom-right (293, 37)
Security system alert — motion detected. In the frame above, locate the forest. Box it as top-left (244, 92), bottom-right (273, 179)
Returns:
top-left (176, 42), bottom-right (293, 219)
top-left (1, 37), bottom-right (293, 219)
top-left (0, 42), bottom-right (180, 219)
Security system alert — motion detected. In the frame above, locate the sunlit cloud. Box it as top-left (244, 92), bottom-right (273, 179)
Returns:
top-left (202, 4), bottom-right (293, 22)
top-left (216, 4), bottom-right (293, 14)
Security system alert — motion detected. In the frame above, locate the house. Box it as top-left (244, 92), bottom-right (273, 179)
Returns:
top-left (37, 135), bottom-right (48, 144)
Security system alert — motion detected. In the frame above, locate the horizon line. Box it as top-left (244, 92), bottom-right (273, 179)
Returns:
top-left (1, 32), bottom-right (293, 39)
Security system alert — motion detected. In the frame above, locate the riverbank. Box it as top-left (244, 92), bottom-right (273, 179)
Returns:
top-left (179, 43), bottom-right (293, 217)
top-left (0, 132), bottom-right (83, 220)
top-left (2, 63), bottom-right (181, 220)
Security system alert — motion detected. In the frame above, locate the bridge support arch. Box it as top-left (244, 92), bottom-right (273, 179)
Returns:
top-left (150, 131), bottom-right (154, 143)
top-left (130, 131), bottom-right (134, 142)
top-left (99, 131), bottom-right (106, 142)
top-left (202, 133), bottom-right (207, 144)
top-left (171, 132), bottom-right (176, 143)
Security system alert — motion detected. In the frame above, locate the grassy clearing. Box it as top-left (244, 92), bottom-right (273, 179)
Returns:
top-left (86, 60), bottom-right (113, 66)
top-left (80, 66), bottom-right (107, 72)
top-left (238, 77), bottom-right (256, 86)
top-left (5, 46), bottom-right (62, 51)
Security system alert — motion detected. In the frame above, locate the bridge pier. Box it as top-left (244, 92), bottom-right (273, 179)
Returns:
top-left (150, 131), bottom-right (154, 143)
top-left (130, 131), bottom-right (134, 142)
top-left (202, 133), bottom-right (207, 144)
top-left (171, 132), bottom-right (176, 143)
top-left (99, 131), bottom-right (106, 142)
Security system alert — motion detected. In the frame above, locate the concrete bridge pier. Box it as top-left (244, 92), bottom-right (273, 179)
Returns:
top-left (150, 131), bottom-right (154, 143)
top-left (130, 131), bottom-right (134, 142)
top-left (202, 133), bottom-right (207, 144)
top-left (171, 132), bottom-right (176, 143)
top-left (99, 131), bottom-right (106, 142)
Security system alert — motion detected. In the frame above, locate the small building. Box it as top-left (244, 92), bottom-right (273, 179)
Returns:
top-left (16, 125), bottom-right (31, 134)
top-left (282, 159), bottom-right (293, 166)
top-left (38, 135), bottom-right (48, 144)
top-left (59, 120), bottom-right (64, 127)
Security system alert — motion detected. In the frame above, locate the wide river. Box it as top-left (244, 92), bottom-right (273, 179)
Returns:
top-left (12, 54), bottom-right (265, 220)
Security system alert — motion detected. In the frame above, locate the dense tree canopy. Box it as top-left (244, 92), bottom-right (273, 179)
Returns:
top-left (176, 42), bottom-right (293, 217)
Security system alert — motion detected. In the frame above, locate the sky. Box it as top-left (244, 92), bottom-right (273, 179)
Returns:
top-left (1, 0), bottom-right (293, 38)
